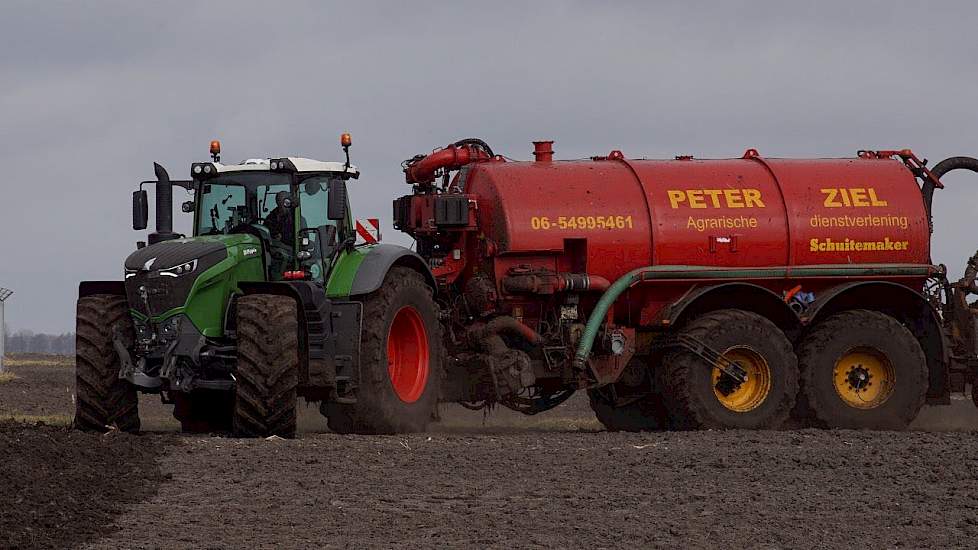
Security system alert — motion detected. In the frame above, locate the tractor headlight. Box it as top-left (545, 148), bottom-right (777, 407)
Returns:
top-left (159, 259), bottom-right (198, 277)
top-left (269, 158), bottom-right (297, 172)
top-left (191, 163), bottom-right (218, 179)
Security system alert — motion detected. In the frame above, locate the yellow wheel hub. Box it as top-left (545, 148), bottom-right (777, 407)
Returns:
top-left (832, 349), bottom-right (895, 409)
top-left (712, 348), bottom-right (772, 413)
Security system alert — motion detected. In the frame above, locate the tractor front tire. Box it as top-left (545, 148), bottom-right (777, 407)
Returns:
top-left (656, 309), bottom-right (798, 430)
top-left (323, 267), bottom-right (442, 434)
top-left (797, 310), bottom-right (927, 430)
top-left (232, 294), bottom-right (299, 438)
top-left (74, 294), bottom-right (140, 433)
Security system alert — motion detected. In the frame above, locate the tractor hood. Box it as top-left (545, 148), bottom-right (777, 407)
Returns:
top-left (124, 238), bottom-right (228, 272)
top-left (123, 234), bottom-right (265, 333)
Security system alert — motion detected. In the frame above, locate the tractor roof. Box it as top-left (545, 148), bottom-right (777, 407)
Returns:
top-left (205, 157), bottom-right (359, 177)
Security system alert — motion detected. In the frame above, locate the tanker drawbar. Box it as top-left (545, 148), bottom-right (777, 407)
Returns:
top-left (396, 140), bottom-right (978, 430)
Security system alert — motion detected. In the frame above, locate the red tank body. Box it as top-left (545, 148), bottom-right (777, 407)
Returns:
top-left (394, 140), bottom-right (976, 428)
top-left (465, 152), bottom-right (930, 282)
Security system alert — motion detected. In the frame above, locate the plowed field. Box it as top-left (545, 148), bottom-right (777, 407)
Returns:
top-left (2, 357), bottom-right (977, 549)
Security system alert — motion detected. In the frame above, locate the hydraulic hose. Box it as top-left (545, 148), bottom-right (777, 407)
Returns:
top-left (452, 138), bottom-right (494, 158)
top-left (572, 266), bottom-right (652, 370)
top-left (403, 139), bottom-right (494, 184)
top-left (470, 316), bottom-right (543, 355)
top-left (924, 156), bottom-right (978, 224)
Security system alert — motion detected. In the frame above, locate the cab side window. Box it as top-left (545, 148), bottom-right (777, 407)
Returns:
top-left (297, 176), bottom-right (340, 282)
top-left (298, 176), bottom-right (336, 230)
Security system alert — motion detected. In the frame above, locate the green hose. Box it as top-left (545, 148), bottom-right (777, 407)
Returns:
top-left (572, 266), bottom-right (652, 369)
top-left (571, 262), bottom-right (933, 370)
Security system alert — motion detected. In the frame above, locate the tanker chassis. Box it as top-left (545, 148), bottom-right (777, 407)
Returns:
top-left (392, 140), bottom-right (978, 431)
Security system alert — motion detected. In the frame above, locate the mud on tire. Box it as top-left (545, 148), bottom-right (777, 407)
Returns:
top-left (233, 294), bottom-right (299, 438)
top-left (323, 267), bottom-right (442, 434)
top-left (656, 309), bottom-right (798, 430)
top-left (797, 309), bottom-right (927, 430)
top-left (74, 294), bottom-right (140, 433)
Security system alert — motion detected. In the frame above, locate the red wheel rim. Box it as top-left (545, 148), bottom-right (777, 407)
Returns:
top-left (386, 306), bottom-right (430, 403)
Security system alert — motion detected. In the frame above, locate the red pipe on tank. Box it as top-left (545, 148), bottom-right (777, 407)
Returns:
top-left (404, 144), bottom-right (491, 184)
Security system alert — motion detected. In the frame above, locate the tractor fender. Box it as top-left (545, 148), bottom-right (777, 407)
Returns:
top-left (349, 244), bottom-right (436, 296)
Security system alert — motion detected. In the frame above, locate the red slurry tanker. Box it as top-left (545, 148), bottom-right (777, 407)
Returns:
top-left (389, 140), bottom-right (978, 431)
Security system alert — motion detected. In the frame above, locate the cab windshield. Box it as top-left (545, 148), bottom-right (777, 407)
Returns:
top-left (195, 172), bottom-right (292, 236)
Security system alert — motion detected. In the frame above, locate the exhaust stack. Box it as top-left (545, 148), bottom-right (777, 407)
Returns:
top-left (149, 162), bottom-right (176, 244)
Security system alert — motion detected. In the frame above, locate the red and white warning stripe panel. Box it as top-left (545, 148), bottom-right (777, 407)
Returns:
top-left (355, 218), bottom-right (381, 244)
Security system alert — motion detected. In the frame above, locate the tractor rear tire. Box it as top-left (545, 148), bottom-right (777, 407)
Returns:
top-left (656, 309), bottom-right (798, 430)
top-left (797, 310), bottom-right (927, 430)
top-left (74, 294), bottom-right (140, 433)
top-left (323, 267), bottom-right (442, 434)
top-left (232, 294), bottom-right (299, 438)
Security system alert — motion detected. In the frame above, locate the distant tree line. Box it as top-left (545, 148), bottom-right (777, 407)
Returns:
top-left (4, 330), bottom-right (75, 355)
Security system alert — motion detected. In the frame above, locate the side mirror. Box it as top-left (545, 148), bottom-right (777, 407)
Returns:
top-left (133, 190), bottom-right (148, 230)
top-left (328, 181), bottom-right (348, 221)
top-left (181, 200), bottom-right (195, 213)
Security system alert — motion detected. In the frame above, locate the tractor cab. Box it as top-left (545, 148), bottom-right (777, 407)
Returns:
top-left (131, 137), bottom-right (359, 284)
top-left (185, 153), bottom-right (358, 283)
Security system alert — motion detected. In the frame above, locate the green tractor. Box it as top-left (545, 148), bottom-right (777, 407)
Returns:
top-left (74, 137), bottom-right (442, 437)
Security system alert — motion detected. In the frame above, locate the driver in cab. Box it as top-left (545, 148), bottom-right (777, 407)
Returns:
top-left (265, 191), bottom-right (295, 246)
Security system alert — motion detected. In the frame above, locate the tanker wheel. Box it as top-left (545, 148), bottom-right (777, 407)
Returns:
top-left (797, 310), bottom-right (927, 430)
top-left (74, 294), bottom-right (140, 433)
top-left (656, 309), bottom-right (798, 430)
top-left (587, 357), bottom-right (668, 432)
top-left (323, 267), bottom-right (442, 434)
top-left (172, 390), bottom-right (233, 433)
top-left (232, 294), bottom-right (299, 438)
top-left (587, 390), bottom-right (669, 432)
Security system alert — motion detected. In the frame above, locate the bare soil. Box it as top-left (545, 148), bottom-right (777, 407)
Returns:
top-left (0, 424), bottom-right (165, 549)
top-left (2, 355), bottom-right (978, 549)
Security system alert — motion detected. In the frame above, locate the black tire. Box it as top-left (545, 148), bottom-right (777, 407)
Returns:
top-left (797, 310), bottom-right (927, 430)
top-left (172, 390), bottom-right (233, 433)
top-left (656, 309), bottom-right (798, 430)
top-left (588, 389), bottom-right (668, 432)
top-left (587, 357), bottom-right (668, 432)
top-left (323, 267), bottom-right (442, 434)
top-left (232, 294), bottom-right (299, 438)
top-left (74, 295), bottom-right (140, 433)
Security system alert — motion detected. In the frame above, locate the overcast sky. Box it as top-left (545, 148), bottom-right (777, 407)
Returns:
top-left (2, 1), bottom-right (978, 333)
